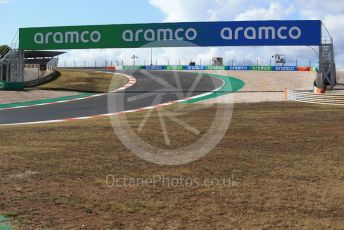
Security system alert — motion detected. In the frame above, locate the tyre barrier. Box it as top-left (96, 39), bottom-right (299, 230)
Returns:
top-left (286, 89), bottom-right (344, 106)
top-left (24, 70), bottom-right (60, 88)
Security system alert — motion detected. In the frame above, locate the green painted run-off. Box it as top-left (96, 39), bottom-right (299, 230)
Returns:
top-left (0, 74), bottom-right (244, 109)
top-left (0, 93), bottom-right (95, 109)
top-left (184, 74), bottom-right (245, 104)
top-left (0, 215), bottom-right (12, 230)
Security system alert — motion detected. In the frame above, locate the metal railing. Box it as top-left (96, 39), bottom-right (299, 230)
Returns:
top-left (0, 49), bottom-right (24, 82)
top-left (287, 90), bottom-right (344, 105)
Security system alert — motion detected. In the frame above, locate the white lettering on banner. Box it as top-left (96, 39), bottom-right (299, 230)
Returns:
top-left (53, 32), bottom-right (63, 43)
top-left (123, 30), bottom-right (133, 41)
top-left (187, 66), bottom-right (205, 70)
top-left (289, 27), bottom-right (302, 39)
top-left (0, 82), bottom-right (4, 89)
top-left (221, 26), bottom-right (302, 40)
top-left (175, 28), bottom-right (184, 41)
top-left (244, 27), bottom-right (256, 39)
top-left (34, 33), bottom-right (44, 44)
top-left (157, 29), bottom-right (173, 40)
top-left (185, 28), bottom-right (197, 40)
top-left (235, 27), bottom-right (243, 39)
top-left (277, 27), bottom-right (288, 39)
top-left (228, 66), bottom-right (249, 70)
top-left (145, 66), bottom-right (164, 70)
top-left (33, 25), bottom-right (303, 45)
top-left (34, 31), bottom-right (101, 44)
top-left (81, 31), bottom-right (90, 43)
top-left (122, 28), bottom-right (198, 42)
top-left (90, 31), bottom-right (101, 42)
top-left (45, 32), bottom-right (53, 43)
top-left (65, 32), bottom-right (80, 43)
top-left (258, 27), bottom-right (276, 39)
top-left (144, 30), bottom-right (155, 41)
top-left (275, 66), bottom-right (296, 71)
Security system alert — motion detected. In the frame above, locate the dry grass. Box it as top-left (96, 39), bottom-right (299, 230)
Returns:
top-left (38, 69), bottom-right (128, 93)
top-left (0, 102), bottom-right (344, 229)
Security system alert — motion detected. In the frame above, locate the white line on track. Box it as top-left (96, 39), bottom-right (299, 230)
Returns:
top-left (0, 76), bottom-right (226, 126)
top-left (0, 73), bottom-right (137, 112)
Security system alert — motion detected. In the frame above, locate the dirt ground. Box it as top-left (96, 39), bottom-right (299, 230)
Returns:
top-left (0, 102), bottom-right (344, 229)
top-left (203, 70), bottom-right (315, 91)
top-left (184, 70), bottom-right (315, 103)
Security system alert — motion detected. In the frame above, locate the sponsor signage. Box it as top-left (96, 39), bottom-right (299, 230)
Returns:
top-left (250, 66), bottom-right (273, 71)
top-left (166, 65), bottom-right (184, 70)
top-left (206, 66), bottom-right (226, 70)
top-left (226, 66), bottom-right (250, 71)
top-left (186, 65), bottom-right (207, 70)
top-left (122, 66), bottom-right (145, 70)
top-left (145, 65), bottom-right (165, 70)
top-left (273, 66), bottom-right (297, 71)
top-left (121, 65), bottom-right (305, 71)
top-left (0, 81), bottom-right (25, 90)
top-left (19, 20), bottom-right (321, 50)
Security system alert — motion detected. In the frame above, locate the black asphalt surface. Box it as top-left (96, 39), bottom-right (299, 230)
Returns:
top-left (0, 70), bottom-right (223, 125)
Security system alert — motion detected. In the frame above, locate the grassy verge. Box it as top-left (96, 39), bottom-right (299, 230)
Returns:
top-left (0, 102), bottom-right (344, 229)
top-left (38, 69), bottom-right (129, 93)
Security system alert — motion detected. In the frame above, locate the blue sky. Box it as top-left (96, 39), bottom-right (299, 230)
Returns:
top-left (1, 0), bottom-right (343, 67)
top-left (0, 0), bottom-right (163, 44)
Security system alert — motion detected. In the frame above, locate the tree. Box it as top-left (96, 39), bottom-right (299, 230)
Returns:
top-left (0, 45), bottom-right (10, 56)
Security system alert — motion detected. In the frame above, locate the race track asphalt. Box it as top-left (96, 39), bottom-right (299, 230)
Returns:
top-left (0, 70), bottom-right (223, 125)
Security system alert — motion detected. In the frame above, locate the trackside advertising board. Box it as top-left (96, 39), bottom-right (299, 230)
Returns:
top-left (19, 20), bottom-right (321, 50)
top-left (0, 81), bottom-right (25, 90)
top-left (122, 65), bottom-right (303, 71)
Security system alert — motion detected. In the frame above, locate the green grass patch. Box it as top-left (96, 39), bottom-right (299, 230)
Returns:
top-left (38, 69), bottom-right (128, 93)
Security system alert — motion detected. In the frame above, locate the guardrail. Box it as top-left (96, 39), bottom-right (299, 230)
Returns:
top-left (286, 90), bottom-right (344, 105)
top-left (25, 64), bottom-right (55, 71)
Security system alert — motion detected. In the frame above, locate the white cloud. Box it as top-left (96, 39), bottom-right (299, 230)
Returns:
top-left (297, 0), bottom-right (344, 19)
top-left (60, 0), bottom-right (344, 68)
top-left (148, 0), bottom-right (245, 22)
top-left (235, 3), bottom-right (295, 21)
top-left (148, 0), bottom-right (207, 22)
top-left (295, 0), bottom-right (344, 65)
top-left (144, 0), bottom-right (310, 67)
top-left (0, 0), bottom-right (13, 4)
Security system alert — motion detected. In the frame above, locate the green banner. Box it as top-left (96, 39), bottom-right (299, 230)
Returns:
top-left (19, 23), bottom-right (205, 50)
top-left (206, 66), bottom-right (226, 70)
top-left (122, 66), bottom-right (145, 70)
top-left (20, 25), bottom-right (123, 50)
top-left (0, 81), bottom-right (25, 90)
top-left (250, 66), bottom-right (272, 71)
top-left (166, 65), bottom-right (184, 70)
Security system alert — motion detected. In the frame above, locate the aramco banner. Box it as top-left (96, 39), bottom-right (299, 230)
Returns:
top-left (121, 65), bottom-right (308, 71)
top-left (19, 20), bottom-right (322, 50)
